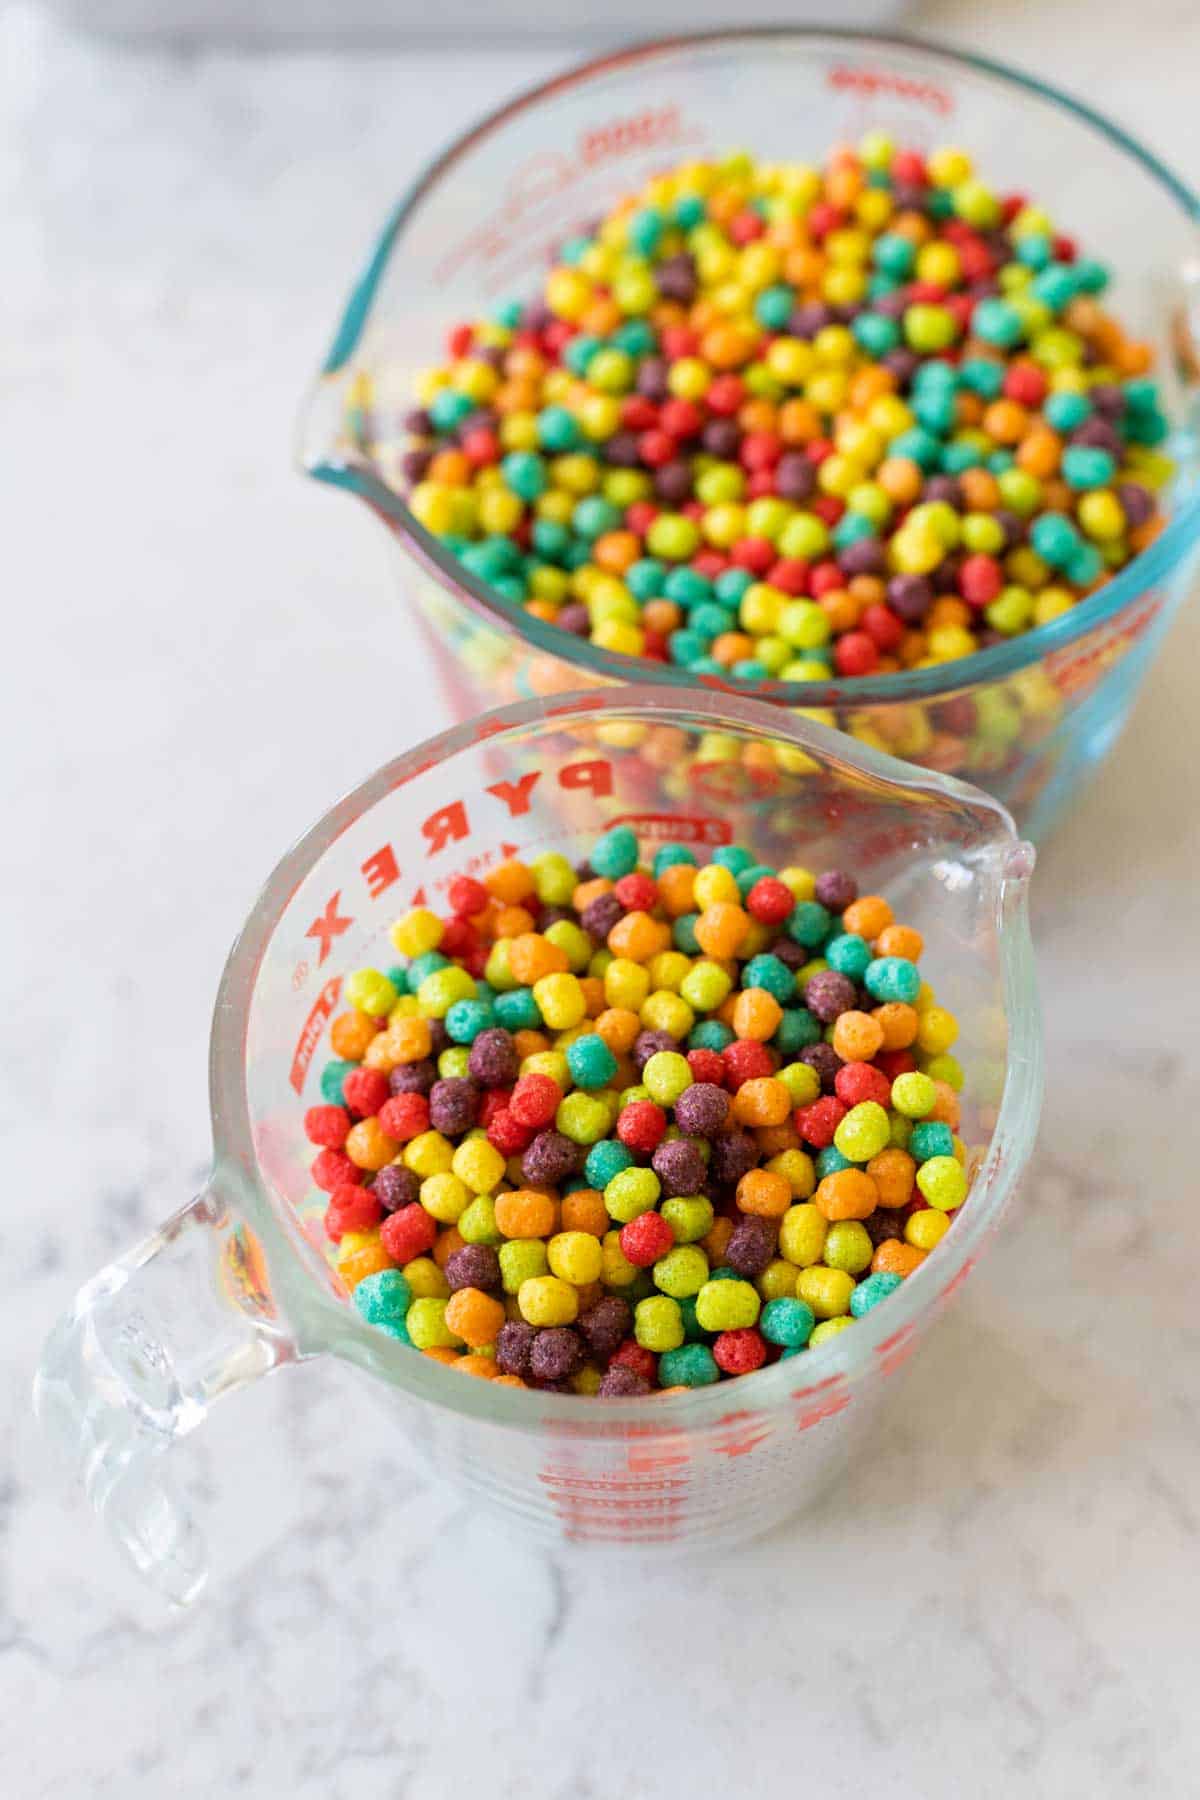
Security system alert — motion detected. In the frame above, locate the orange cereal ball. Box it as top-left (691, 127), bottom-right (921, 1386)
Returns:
top-left (608, 911), bottom-right (671, 962)
top-left (735, 1168), bottom-right (793, 1218)
top-left (814, 1168), bottom-right (879, 1222)
top-left (831, 1010), bottom-right (885, 1062)
top-left (494, 1189), bottom-right (559, 1239)
top-left (871, 1239), bottom-right (928, 1279)
top-left (731, 988), bottom-right (783, 1042)
top-left (732, 1076), bottom-right (792, 1127)
top-left (330, 1012), bottom-right (379, 1060)
top-left (873, 1002), bottom-right (920, 1049)
top-left (841, 895), bottom-right (893, 940)
top-left (695, 903), bottom-right (750, 960)
top-left (444, 1287), bottom-right (506, 1348)
top-left (344, 1117), bottom-right (400, 1172)
top-left (866, 1147), bottom-right (916, 1209)
top-left (875, 924), bottom-right (924, 962)
top-left (508, 932), bottom-right (569, 983)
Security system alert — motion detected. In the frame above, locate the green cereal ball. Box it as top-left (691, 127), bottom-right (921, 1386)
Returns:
top-left (438, 1046), bottom-right (471, 1079)
top-left (890, 1071), bottom-right (938, 1118)
top-left (643, 1051), bottom-right (693, 1105)
top-left (635, 1295), bottom-right (685, 1352)
top-left (824, 933), bottom-right (872, 980)
top-left (445, 998), bottom-right (495, 1044)
top-left (493, 987), bottom-right (542, 1031)
top-left (605, 1166), bottom-right (662, 1223)
top-left (695, 1277), bottom-right (760, 1333)
top-left (922, 1052), bottom-right (964, 1090)
top-left (458, 1194), bottom-right (502, 1245)
top-left (823, 1221), bottom-right (874, 1274)
top-left (658, 1343), bottom-right (720, 1387)
top-left (809, 1317), bottom-right (856, 1347)
top-left (916, 1154), bottom-right (969, 1211)
top-left (544, 919), bottom-right (591, 971)
top-left (498, 1239), bottom-right (548, 1293)
top-left (320, 1058), bottom-right (357, 1105)
top-left (590, 825), bottom-right (640, 878)
top-left (653, 1245), bottom-right (711, 1299)
top-left (406, 1297), bottom-right (461, 1350)
top-left (557, 1092), bottom-right (612, 1144)
top-left (660, 1195), bottom-right (714, 1244)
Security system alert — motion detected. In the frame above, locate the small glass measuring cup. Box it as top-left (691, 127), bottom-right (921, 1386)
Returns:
top-left (35, 689), bottom-right (1042, 1602)
top-left (302, 26), bottom-right (1200, 840)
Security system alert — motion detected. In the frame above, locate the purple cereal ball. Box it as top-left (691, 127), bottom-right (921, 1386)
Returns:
top-left (635, 357), bottom-right (669, 401)
top-left (804, 969), bottom-right (858, 1023)
top-left (603, 429), bottom-right (643, 469)
top-left (992, 509), bottom-right (1026, 551)
top-left (887, 574), bottom-right (933, 623)
top-left (1117, 481), bottom-right (1155, 528)
top-left (865, 1208), bottom-right (908, 1247)
top-left (654, 461), bottom-right (694, 504)
top-left (1089, 382), bottom-right (1126, 417)
top-left (724, 1214), bottom-right (779, 1278)
top-left (538, 906), bottom-right (575, 930)
top-left (800, 1042), bottom-right (843, 1093)
top-left (673, 1081), bottom-right (730, 1138)
top-left (426, 1020), bottom-right (449, 1057)
top-left (652, 1138), bottom-right (707, 1198)
top-left (709, 1129), bottom-right (759, 1188)
top-left (521, 1129), bottom-right (581, 1187)
top-left (656, 254), bottom-right (698, 304)
top-left (701, 419), bottom-right (741, 459)
top-left (389, 1058), bottom-right (436, 1096)
top-left (813, 869), bottom-right (858, 912)
top-left (790, 301), bottom-right (834, 337)
top-left (557, 603), bottom-right (591, 636)
top-left (890, 181), bottom-right (926, 213)
top-left (775, 452), bottom-right (815, 503)
top-left (496, 1319), bottom-right (536, 1377)
top-left (373, 1163), bottom-right (420, 1213)
top-left (633, 1029), bottom-right (678, 1071)
top-left (468, 1027), bottom-right (519, 1087)
top-left (578, 1296), bottom-right (632, 1363)
top-left (428, 1077), bottom-right (479, 1136)
top-left (882, 347), bottom-right (918, 387)
top-left (574, 860), bottom-right (595, 882)
top-left (530, 1326), bottom-right (584, 1383)
top-left (838, 537), bottom-right (886, 577)
top-left (1072, 417), bottom-right (1123, 456)
top-left (403, 407), bottom-right (432, 436)
top-left (581, 892), bottom-right (624, 940)
top-left (874, 291), bottom-right (910, 321)
top-left (401, 449), bottom-right (431, 485)
top-left (767, 936), bottom-right (807, 971)
top-left (444, 1244), bottom-right (501, 1292)
top-left (599, 1366), bottom-right (653, 1398)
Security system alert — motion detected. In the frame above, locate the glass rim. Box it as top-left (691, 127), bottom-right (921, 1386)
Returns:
top-left (305, 24), bottom-right (1200, 711)
top-left (208, 684), bottom-right (1042, 1433)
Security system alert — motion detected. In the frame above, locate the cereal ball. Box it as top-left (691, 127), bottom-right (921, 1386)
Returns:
top-left (373, 1164), bottom-right (420, 1213)
top-left (725, 1215), bottom-right (779, 1278)
top-left (389, 1059), bottom-right (436, 1096)
top-left (709, 1129), bottom-right (759, 1188)
top-left (673, 1081), bottom-right (730, 1138)
top-left (468, 1027), bottom-right (520, 1087)
top-left (599, 1366), bottom-right (653, 1397)
top-left (522, 1129), bottom-right (583, 1187)
top-left (428, 1077), bottom-right (479, 1136)
top-left (530, 1326), bottom-right (584, 1383)
top-left (444, 1244), bottom-right (501, 1292)
top-left (578, 1295), bottom-right (633, 1362)
top-left (803, 970), bottom-right (859, 1022)
top-left (495, 1319), bottom-right (537, 1377)
top-left (651, 1138), bottom-right (707, 1198)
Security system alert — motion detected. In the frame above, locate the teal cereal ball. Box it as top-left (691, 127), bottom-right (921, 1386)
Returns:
top-left (585, 1138), bottom-right (634, 1188)
top-left (910, 1120), bottom-right (955, 1162)
top-left (850, 1271), bottom-right (903, 1318)
top-left (567, 1032), bottom-right (618, 1090)
top-left (864, 956), bottom-right (921, 1004)
top-left (493, 987), bottom-right (542, 1031)
top-left (445, 997), bottom-right (495, 1044)
top-left (320, 1058), bottom-right (358, 1106)
top-left (760, 1296), bottom-right (815, 1349)
top-left (658, 1343), bottom-right (720, 1388)
top-left (653, 842), bottom-right (699, 876)
top-left (741, 953), bottom-right (796, 1004)
top-left (353, 1268), bottom-right (412, 1330)
top-left (824, 933), bottom-right (872, 980)
top-left (591, 826), bottom-right (640, 879)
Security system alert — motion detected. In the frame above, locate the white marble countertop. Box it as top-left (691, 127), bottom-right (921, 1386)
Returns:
top-left (4, 3), bottom-right (1200, 1795)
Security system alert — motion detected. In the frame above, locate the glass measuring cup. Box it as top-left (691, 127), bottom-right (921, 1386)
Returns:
top-left (35, 688), bottom-right (1041, 1602)
top-left (301, 27), bottom-right (1200, 841)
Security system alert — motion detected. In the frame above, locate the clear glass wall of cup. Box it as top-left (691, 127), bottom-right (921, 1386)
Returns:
top-left (35, 689), bottom-right (1042, 1602)
top-left (301, 28), bottom-right (1200, 842)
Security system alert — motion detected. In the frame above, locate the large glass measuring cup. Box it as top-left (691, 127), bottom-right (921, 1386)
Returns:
top-left (303, 27), bottom-right (1200, 840)
top-left (35, 689), bottom-right (1042, 1601)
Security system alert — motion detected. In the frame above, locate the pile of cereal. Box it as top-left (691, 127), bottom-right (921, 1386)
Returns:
top-left (387, 138), bottom-right (1170, 681)
top-left (306, 827), bottom-right (969, 1395)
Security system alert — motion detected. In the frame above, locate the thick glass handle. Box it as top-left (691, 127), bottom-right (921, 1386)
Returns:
top-left (33, 1183), bottom-right (295, 1605)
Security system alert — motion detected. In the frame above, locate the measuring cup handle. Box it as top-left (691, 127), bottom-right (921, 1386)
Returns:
top-left (33, 1183), bottom-right (295, 1605)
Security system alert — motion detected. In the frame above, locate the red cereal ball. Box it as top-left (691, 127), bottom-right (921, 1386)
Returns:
top-left (660, 325), bottom-right (698, 361)
top-left (487, 1107), bottom-right (535, 1156)
top-left (729, 208), bottom-right (766, 244)
top-left (447, 321), bottom-right (473, 358)
top-left (463, 943), bottom-right (490, 978)
top-left (610, 1340), bottom-right (658, 1383)
top-left (723, 1039), bottom-right (775, 1088)
top-left (746, 877), bottom-right (795, 925)
top-left (626, 499), bottom-right (658, 537)
top-left (740, 432), bottom-right (782, 471)
top-left (510, 1073), bottom-right (562, 1129)
top-left (461, 426), bottom-right (500, 467)
top-left (767, 557), bottom-right (811, 595)
top-left (860, 604), bottom-right (905, 653)
top-left (622, 394), bottom-right (659, 431)
top-left (447, 874), bottom-right (488, 916)
top-left (342, 1067), bottom-right (390, 1119)
top-left (713, 1327), bottom-right (767, 1375)
top-left (834, 631), bottom-right (880, 677)
top-left (660, 398), bottom-right (704, 440)
top-left (614, 871), bottom-right (659, 912)
top-left (794, 1095), bottom-right (847, 1149)
top-left (687, 1047), bottom-right (727, 1087)
top-left (835, 1062), bottom-right (892, 1109)
top-left (324, 1183), bottom-right (382, 1243)
top-left (1003, 363), bottom-right (1047, 407)
top-left (730, 536), bottom-right (776, 575)
top-left (639, 429), bottom-right (678, 468)
top-left (304, 1104), bottom-right (351, 1149)
top-left (312, 1148), bottom-right (362, 1192)
top-left (892, 149), bottom-right (926, 185)
top-left (479, 1088), bottom-right (513, 1129)
top-left (809, 558), bottom-right (843, 596)
top-left (959, 554), bottom-right (1003, 608)
top-left (876, 1047), bottom-right (918, 1080)
top-left (706, 373), bottom-right (745, 415)
top-left (617, 1099), bottom-right (668, 1154)
top-left (811, 495), bottom-right (845, 527)
top-left (380, 1202), bottom-right (439, 1264)
top-left (619, 1210), bottom-right (676, 1268)
top-left (440, 917), bottom-right (480, 958)
top-left (378, 1092), bottom-right (432, 1142)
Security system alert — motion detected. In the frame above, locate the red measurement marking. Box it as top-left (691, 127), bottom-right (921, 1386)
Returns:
top-left (306, 892), bottom-right (353, 965)
top-left (828, 63), bottom-right (955, 117)
top-left (289, 977), bottom-right (341, 1093)
top-left (609, 811), bottom-right (731, 847)
top-left (790, 1374), bottom-right (851, 1432)
top-left (1045, 593), bottom-right (1164, 697)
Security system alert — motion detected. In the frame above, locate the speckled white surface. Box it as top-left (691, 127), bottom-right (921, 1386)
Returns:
top-left (4, 4), bottom-right (1200, 1795)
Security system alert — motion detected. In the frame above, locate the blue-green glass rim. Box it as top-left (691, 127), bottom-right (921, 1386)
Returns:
top-left (306, 25), bottom-right (1200, 710)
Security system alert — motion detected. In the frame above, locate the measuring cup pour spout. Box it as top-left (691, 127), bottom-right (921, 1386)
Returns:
top-left (33, 1182), bottom-right (294, 1603)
